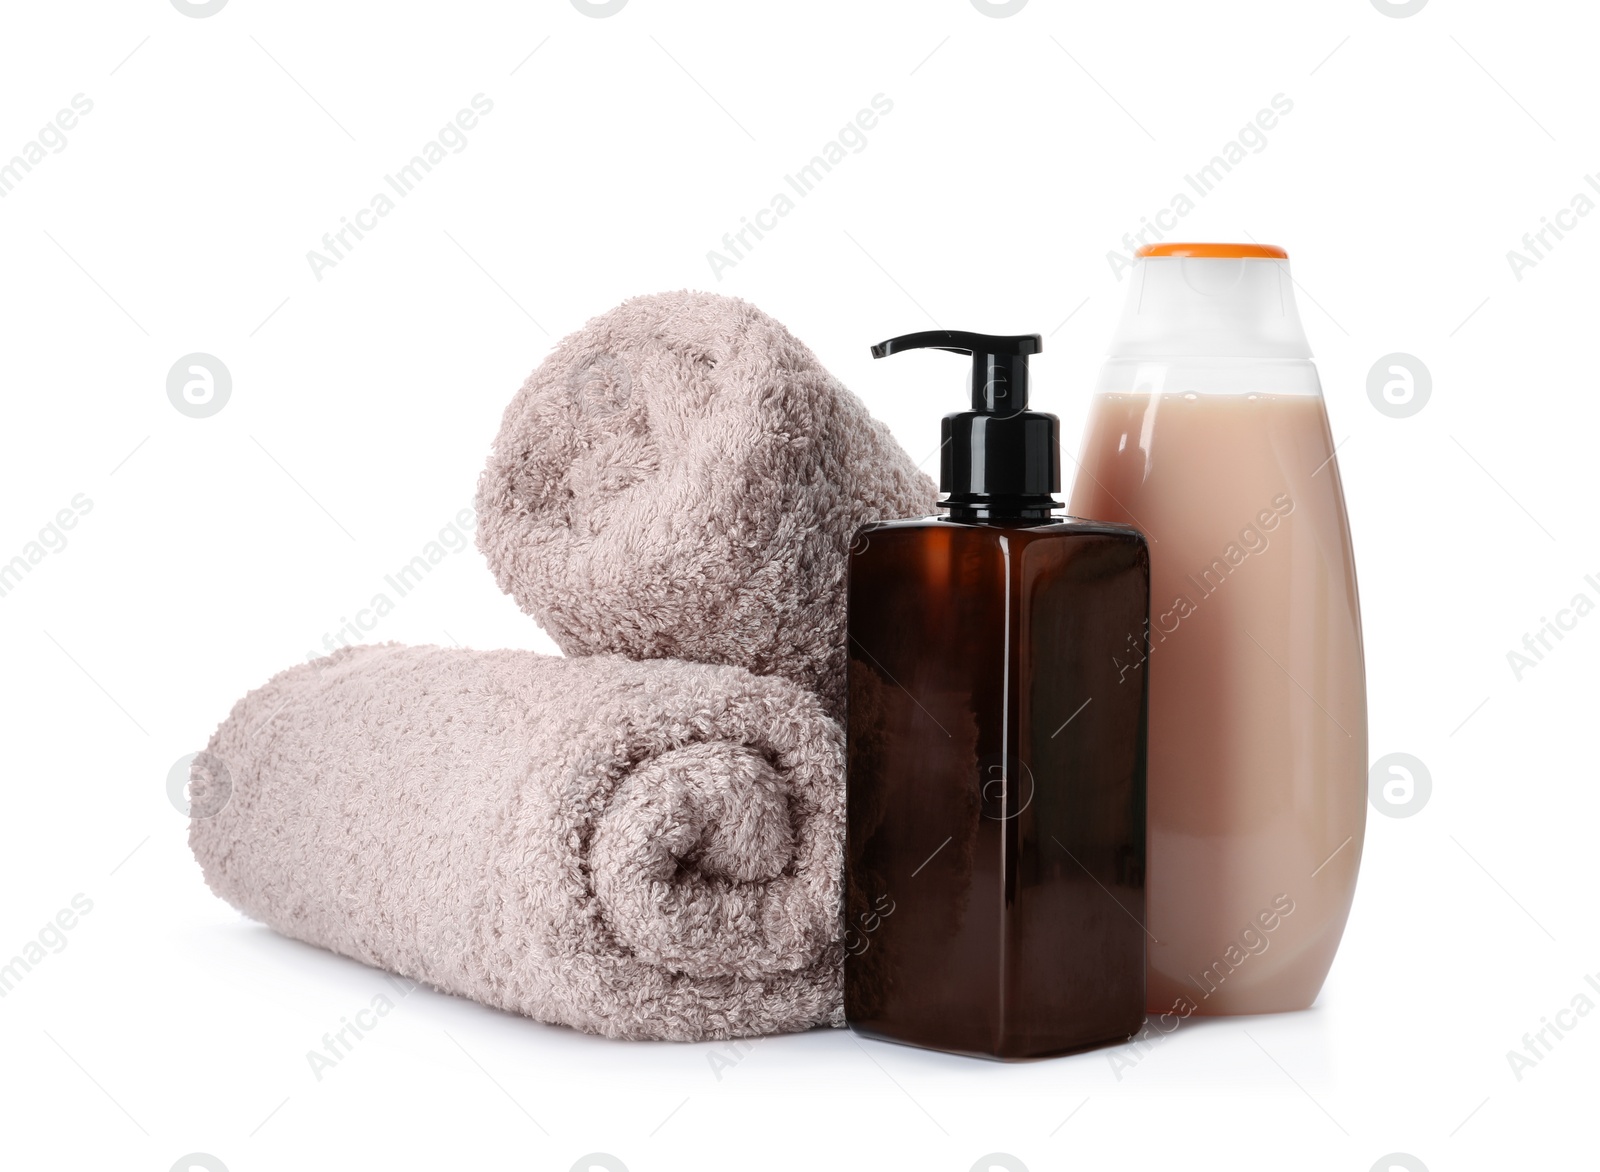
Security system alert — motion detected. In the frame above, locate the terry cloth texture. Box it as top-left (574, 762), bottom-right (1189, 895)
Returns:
top-left (474, 291), bottom-right (937, 719)
top-left (189, 643), bottom-right (846, 1041)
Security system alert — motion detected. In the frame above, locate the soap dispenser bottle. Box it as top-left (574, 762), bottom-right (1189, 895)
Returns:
top-left (844, 330), bottom-right (1149, 1060)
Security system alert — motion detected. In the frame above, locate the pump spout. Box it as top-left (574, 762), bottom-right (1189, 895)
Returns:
top-left (870, 331), bottom-right (1042, 412)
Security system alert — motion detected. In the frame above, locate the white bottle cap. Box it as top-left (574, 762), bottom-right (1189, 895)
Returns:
top-left (1108, 244), bottom-right (1311, 360)
top-left (1098, 244), bottom-right (1321, 396)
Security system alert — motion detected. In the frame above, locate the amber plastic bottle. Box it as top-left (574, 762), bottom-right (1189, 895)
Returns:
top-left (845, 331), bottom-right (1149, 1060)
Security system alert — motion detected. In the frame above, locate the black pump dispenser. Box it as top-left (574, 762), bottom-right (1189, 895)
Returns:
top-left (848, 330), bottom-right (1151, 1057)
top-left (871, 330), bottom-right (1060, 518)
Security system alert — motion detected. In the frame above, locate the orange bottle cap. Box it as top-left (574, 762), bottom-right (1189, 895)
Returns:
top-left (1135, 243), bottom-right (1287, 260)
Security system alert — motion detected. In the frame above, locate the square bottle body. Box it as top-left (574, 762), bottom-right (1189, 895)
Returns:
top-left (845, 515), bottom-right (1150, 1059)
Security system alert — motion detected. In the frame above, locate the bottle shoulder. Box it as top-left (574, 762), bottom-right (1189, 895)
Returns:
top-left (1035, 515), bottom-right (1148, 544)
top-left (857, 513), bottom-right (1146, 545)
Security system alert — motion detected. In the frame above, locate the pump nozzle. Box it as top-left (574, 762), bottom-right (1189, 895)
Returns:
top-left (870, 329), bottom-right (1058, 517)
top-left (871, 330), bottom-right (1042, 414)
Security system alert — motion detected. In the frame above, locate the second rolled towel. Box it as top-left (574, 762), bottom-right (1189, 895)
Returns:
top-left (475, 291), bottom-right (937, 718)
top-left (189, 644), bottom-right (845, 1041)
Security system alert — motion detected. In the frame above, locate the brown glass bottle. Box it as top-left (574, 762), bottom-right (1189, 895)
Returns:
top-left (844, 331), bottom-right (1149, 1059)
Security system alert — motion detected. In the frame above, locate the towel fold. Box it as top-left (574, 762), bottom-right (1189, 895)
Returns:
top-left (189, 643), bottom-right (845, 1041)
top-left (474, 291), bottom-right (937, 718)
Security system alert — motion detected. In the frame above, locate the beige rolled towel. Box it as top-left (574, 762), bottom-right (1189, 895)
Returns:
top-left (189, 644), bottom-right (845, 1041)
top-left (474, 291), bottom-right (937, 719)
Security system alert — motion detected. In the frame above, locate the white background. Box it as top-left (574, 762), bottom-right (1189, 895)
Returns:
top-left (1, 1), bottom-right (1595, 1169)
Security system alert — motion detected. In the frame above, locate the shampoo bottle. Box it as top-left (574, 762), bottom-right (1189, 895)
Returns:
top-left (1069, 243), bottom-right (1367, 1015)
top-left (845, 331), bottom-right (1149, 1059)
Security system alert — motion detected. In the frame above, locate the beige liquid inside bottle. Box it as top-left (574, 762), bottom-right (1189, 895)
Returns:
top-left (1069, 244), bottom-right (1367, 1015)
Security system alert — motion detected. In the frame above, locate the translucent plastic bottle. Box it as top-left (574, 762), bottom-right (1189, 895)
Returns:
top-left (1069, 244), bottom-right (1367, 1015)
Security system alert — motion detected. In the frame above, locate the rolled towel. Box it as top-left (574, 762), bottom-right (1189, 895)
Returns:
top-left (188, 643), bottom-right (845, 1041)
top-left (474, 291), bottom-right (937, 718)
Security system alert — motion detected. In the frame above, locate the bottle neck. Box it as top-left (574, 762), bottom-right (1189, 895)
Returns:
top-left (941, 494), bottom-right (1059, 522)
